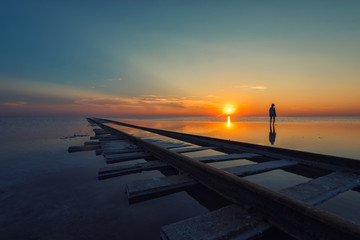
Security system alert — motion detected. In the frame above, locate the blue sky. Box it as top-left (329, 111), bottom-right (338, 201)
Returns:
top-left (1, 1), bottom-right (360, 116)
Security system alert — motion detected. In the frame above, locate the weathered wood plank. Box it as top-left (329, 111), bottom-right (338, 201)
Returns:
top-left (280, 171), bottom-right (360, 205)
top-left (106, 152), bottom-right (151, 164)
top-left (160, 171), bottom-right (360, 240)
top-left (100, 142), bottom-right (191, 156)
top-left (99, 141), bottom-right (137, 155)
top-left (103, 140), bottom-right (199, 163)
top-left (68, 145), bottom-right (100, 152)
top-left (161, 205), bottom-right (268, 240)
top-left (102, 144), bottom-right (193, 156)
top-left (105, 151), bottom-right (255, 165)
top-left (103, 148), bottom-right (142, 156)
top-left (100, 140), bottom-right (131, 148)
top-left (127, 175), bottom-right (196, 199)
top-left (144, 140), bottom-right (192, 149)
top-left (194, 153), bottom-right (260, 163)
top-left (99, 160), bottom-right (164, 175)
top-left (84, 141), bottom-right (100, 146)
top-left (93, 128), bottom-right (111, 135)
top-left (91, 135), bottom-right (125, 141)
top-left (99, 152), bottom-right (261, 178)
top-left (98, 135), bottom-right (125, 141)
top-left (159, 143), bottom-right (193, 149)
top-left (172, 146), bottom-right (217, 153)
top-left (125, 160), bottom-right (296, 200)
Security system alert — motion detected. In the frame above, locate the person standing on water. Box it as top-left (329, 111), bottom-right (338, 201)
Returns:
top-left (269, 104), bottom-right (276, 125)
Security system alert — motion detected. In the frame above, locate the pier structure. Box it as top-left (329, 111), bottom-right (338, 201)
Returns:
top-left (69, 118), bottom-right (360, 240)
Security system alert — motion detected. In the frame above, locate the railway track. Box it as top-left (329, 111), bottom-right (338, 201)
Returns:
top-left (69, 117), bottom-right (360, 240)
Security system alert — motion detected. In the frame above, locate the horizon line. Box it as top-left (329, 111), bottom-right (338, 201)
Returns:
top-left (1, 114), bottom-right (360, 118)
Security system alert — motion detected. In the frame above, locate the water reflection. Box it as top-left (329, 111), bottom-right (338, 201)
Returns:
top-left (109, 117), bottom-right (360, 160)
top-left (269, 123), bottom-right (276, 145)
top-left (227, 116), bottom-right (231, 127)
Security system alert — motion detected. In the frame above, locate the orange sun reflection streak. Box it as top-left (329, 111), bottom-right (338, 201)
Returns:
top-left (227, 116), bottom-right (231, 127)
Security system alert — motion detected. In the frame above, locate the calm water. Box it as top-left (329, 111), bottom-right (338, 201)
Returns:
top-left (0, 116), bottom-right (359, 240)
top-left (110, 116), bottom-right (360, 159)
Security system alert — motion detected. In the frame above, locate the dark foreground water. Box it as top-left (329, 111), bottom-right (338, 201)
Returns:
top-left (0, 116), bottom-right (359, 240)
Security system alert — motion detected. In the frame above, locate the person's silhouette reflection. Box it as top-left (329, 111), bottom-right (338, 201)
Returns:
top-left (269, 123), bottom-right (276, 145)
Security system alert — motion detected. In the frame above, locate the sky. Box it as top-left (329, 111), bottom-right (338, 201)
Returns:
top-left (1, 0), bottom-right (360, 117)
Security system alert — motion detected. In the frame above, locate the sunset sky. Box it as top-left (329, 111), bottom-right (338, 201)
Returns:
top-left (1, 1), bottom-right (360, 117)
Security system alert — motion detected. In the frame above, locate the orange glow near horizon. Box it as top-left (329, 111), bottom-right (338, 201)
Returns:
top-left (1, 78), bottom-right (360, 117)
top-left (2, 98), bottom-right (360, 117)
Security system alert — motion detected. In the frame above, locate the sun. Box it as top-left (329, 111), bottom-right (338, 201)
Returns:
top-left (223, 105), bottom-right (235, 115)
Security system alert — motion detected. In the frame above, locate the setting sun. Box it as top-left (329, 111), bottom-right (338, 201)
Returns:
top-left (223, 105), bottom-right (235, 116)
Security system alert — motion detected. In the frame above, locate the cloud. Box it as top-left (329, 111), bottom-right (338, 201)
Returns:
top-left (0, 78), bottom-right (221, 116)
top-left (140, 95), bottom-right (184, 102)
top-left (75, 97), bottom-right (137, 106)
top-left (2, 101), bottom-right (27, 107)
top-left (75, 96), bottom-right (187, 109)
top-left (250, 86), bottom-right (267, 90)
top-left (74, 95), bottom-right (220, 115)
top-left (147, 101), bottom-right (186, 109)
top-left (235, 85), bottom-right (267, 90)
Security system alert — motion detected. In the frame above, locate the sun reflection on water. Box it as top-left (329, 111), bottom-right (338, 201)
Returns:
top-left (227, 116), bottom-right (231, 127)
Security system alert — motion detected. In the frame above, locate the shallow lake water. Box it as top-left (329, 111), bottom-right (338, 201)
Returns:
top-left (1, 116), bottom-right (359, 239)
top-left (110, 116), bottom-right (360, 160)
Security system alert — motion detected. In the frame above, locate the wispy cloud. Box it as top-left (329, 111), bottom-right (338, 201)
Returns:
top-left (75, 96), bottom-right (187, 109)
top-left (75, 95), bottom-right (220, 115)
top-left (75, 97), bottom-right (137, 106)
top-left (0, 79), bottom-right (221, 116)
top-left (140, 95), bottom-right (185, 103)
top-left (2, 101), bottom-right (27, 107)
top-left (235, 85), bottom-right (267, 90)
top-left (251, 86), bottom-right (267, 90)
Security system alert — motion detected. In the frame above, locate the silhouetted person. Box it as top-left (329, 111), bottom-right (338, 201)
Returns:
top-left (269, 104), bottom-right (276, 125)
top-left (269, 123), bottom-right (276, 145)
